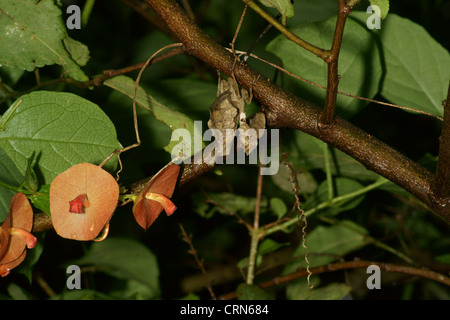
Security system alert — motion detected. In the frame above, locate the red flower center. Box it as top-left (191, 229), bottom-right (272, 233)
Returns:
top-left (69, 194), bottom-right (90, 214)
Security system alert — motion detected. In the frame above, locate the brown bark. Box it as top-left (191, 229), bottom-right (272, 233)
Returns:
top-left (143, 0), bottom-right (449, 223)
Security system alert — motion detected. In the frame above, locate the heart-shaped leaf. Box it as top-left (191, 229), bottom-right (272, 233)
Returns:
top-left (0, 91), bottom-right (121, 185)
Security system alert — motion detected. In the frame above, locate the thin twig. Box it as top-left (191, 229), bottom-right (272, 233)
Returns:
top-left (34, 272), bottom-right (56, 298)
top-left (320, 0), bottom-right (351, 127)
top-left (180, 0), bottom-right (195, 20)
top-left (227, 48), bottom-right (443, 121)
top-left (178, 224), bottom-right (216, 300)
top-left (218, 260), bottom-right (450, 299)
top-left (0, 46), bottom-right (185, 105)
top-left (203, 194), bottom-right (252, 231)
top-left (231, 4), bottom-right (247, 58)
top-left (432, 80), bottom-right (450, 203)
top-left (241, 0), bottom-right (328, 61)
top-left (99, 43), bottom-right (184, 169)
top-left (243, 12), bottom-right (280, 62)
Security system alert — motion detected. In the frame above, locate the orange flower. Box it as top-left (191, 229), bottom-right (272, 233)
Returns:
top-left (50, 162), bottom-right (119, 241)
top-left (0, 192), bottom-right (37, 277)
top-left (133, 163), bottom-right (180, 230)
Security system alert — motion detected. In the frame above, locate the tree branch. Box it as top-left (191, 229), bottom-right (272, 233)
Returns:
top-left (143, 0), bottom-right (449, 223)
top-left (432, 81), bottom-right (450, 204)
top-left (320, 0), bottom-right (351, 127)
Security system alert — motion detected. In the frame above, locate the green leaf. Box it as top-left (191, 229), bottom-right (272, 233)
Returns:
top-left (23, 153), bottom-right (38, 193)
top-left (63, 37), bottom-right (90, 67)
top-left (0, 91), bottom-right (121, 184)
top-left (71, 237), bottom-right (160, 299)
top-left (259, 238), bottom-right (289, 255)
top-left (236, 283), bottom-right (274, 300)
top-left (287, 130), bottom-right (379, 181)
top-left (29, 184), bottom-right (50, 215)
top-left (146, 78), bottom-right (216, 119)
top-left (368, 0), bottom-right (390, 19)
top-left (51, 289), bottom-right (113, 300)
top-left (304, 177), bottom-right (365, 215)
top-left (271, 164), bottom-right (318, 194)
top-left (266, 16), bottom-right (382, 117)
top-left (193, 192), bottom-right (268, 218)
top-left (352, 12), bottom-right (450, 118)
top-left (104, 75), bottom-right (204, 158)
top-left (0, 0), bottom-right (88, 81)
top-left (284, 221), bottom-right (369, 274)
top-left (238, 238), bottom-right (289, 270)
top-left (435, 254), bottom-right (450, 265)
top-left (0, 146), bottom-right (23, 221)
top-left (270, 197), bottom-right (287, 219)
top-left (258, 0), bottom-right (294, 25)
top-left (0, 65), bottom-right (24, 86)
top-left (287, 0), bottom-right (337, 25)
top-left (304, 282), bottom-right (352, 300)
top-left (7, 283), bottom-right (34, 300)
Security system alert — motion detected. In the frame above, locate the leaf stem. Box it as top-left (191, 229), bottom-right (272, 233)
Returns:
top-left (0, 181), bottom-right (21, 193)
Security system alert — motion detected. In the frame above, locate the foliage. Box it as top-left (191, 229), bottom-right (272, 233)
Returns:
top-left (0, 0), bottom-right (449, 300)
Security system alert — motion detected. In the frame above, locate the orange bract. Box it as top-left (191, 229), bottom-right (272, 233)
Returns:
top-left (0, 192), bottom-right (36, 277)
top-left (50, 162), bottom-right (119, 241)
top-left (133, 163), bottom-right (180, 230)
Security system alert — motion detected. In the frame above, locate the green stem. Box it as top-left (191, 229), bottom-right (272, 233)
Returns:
top-left (264, 178), bottom-right (390, 236)
top-left (319, 216), bottom-right (415, 265)
top-left (0, 99), bottom-right (22, 131)
top-left (241, 0), bottom-right (329, 61)
top-left (323, 143), bottom-right (334, 201)
top-left (247, 163), bottom-right (264, 285)
top-left (0, 181), bottom-right (21, 193)
top-left (81, 0), bottom-right (96, 26)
